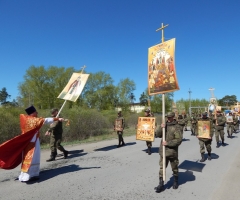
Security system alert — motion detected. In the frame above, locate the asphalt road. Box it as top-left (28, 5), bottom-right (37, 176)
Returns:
top-left (1, 127), bottom-right (240, 200)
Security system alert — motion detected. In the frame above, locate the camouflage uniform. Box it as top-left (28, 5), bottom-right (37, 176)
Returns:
top-left (190, 113), bottom-right (198, 135)
top-left (226, 113), bottom-right (234, 138)
top-left (215, 112), bottom-right (226, 147)
top-left (233, 114), bottom-right (239, 133)
top-left (154, 112), bottom-right (182, 193)
top-left (115, 111), bottom-right (125, 147)
top-left (196, 113), bottom-right (214, 162)
top-left (177, 115), bottom-right (185, 137)
top-left (46, 108), bottom-right (68, 162)
top-left (144, 109), bottom-right (153, 155)
top-left (183, 114), bottom-right (188, 131)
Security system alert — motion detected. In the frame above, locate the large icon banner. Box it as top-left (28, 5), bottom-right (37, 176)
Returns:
top-left (148, 38), bottom-right (179, 95)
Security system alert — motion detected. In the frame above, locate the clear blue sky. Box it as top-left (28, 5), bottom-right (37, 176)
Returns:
top-left (0, 0), bottom-right (239, 103)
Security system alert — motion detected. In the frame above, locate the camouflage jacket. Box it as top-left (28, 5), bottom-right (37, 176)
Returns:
top-left (215, 115), bottom-right (226, 130)
top-left (156, 120), bottom-right (182, 157)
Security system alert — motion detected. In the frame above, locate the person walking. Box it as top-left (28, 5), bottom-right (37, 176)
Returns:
top-left (114, 111), bottom-right (125, 148)
top-left (154, 112), bottom-right (182, 193)
top-left (45, 108), bottom-right (69, 162)
top-left (196, 112), bottom-right (214, 162)
top-left (215, 110), bottom-right (226, 147)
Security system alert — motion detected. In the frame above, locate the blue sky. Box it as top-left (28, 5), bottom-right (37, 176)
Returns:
top-left (0, 0), bottom-right (239, 103)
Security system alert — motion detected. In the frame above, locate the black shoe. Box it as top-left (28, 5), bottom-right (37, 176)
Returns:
top-left (154, 177), bottom-right (164, 193)
top-left (184, 128), bottom-right (187, 131)
top-left (216, 143), bottom-right (220, 148)
top-left (121, 142), bottom-right (125, 146)
top-left (200, 153), bottom-right (206, 162)
top-left (222, 142), bottom-right (225, 146)
top-left (148, 147), bottom-right (152, 155)
top-left (63, 151), bottom-right (69, 159)
top-left (46, 157), bottom-right (55, 162)
top-left (117, 145), bottom-right (120, 148)
top-left (172, 176), bottom-right (178, 189)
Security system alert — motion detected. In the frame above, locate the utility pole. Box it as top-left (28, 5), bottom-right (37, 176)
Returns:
top-left (188, 88), bottom-right (192, 116)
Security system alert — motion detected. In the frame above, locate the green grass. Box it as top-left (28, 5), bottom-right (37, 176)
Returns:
top-left (41, 126), bottom-right (136, 149)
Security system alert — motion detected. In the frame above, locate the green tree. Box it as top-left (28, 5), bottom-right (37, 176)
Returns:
top-left (218, 95), bottom-right (237, 107)
top-left (117, 78), bottom-right (136, 111)
top-left (0, 87), bottom-right (11, 104)
top-left (83, 71), bottom-right (116, 110)
top-left (139, 92), bottom-right (148, 106)
top-left (18, 65), bottom-right (75, 109)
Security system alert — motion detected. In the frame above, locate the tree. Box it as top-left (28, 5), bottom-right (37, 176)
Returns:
top-left (18, 65), bottom-right (75, 109)
top-left (218, 95), bottom-right (238, 107)
top-left (0, 87), bottom-right (11, 104)
top-left (117, 78), bottom-right (136, 111)
top-left (139, 92), bottom-right (148, 106)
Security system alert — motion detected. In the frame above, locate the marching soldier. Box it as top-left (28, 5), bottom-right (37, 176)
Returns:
top-left (232, 112), bottom-right (239, 133)
top-left (145, 109), bottom-right (153, 155)
top-left (183, 113), bottom-right (188, 131)
top-left (177, 114), bottom-right (185, 137)
top-left (226, 112), bottom-right (234, 138)
top-left (190, 112), bottom-right (197, 136)
top-left (154, 112), bottom-right (182, 193)
top-left (196, 112), bottom-right (213, 162)
top-left (215, 110), bottom-right (226, 147)
top-left (114, 111), bottom-right (125, 148)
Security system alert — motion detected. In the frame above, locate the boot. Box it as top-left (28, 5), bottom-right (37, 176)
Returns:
top-left (222, 140), bottom-right (225, 146)
top-left (46, 152), bottom-right (56, 162)
top-left (154, 177), bottom-right (164, 193)
top-left (148, 146), bottom-right (152, 155)
top-left (63, 150), bottom-right (69, 159)
top-left (227, 131), bottom-right (230, 138)
top-left (216, 142), bottom-right (220, 148)
top-left (172, 176), bottom-right (178, 189)
top-left (121, 141), bottom-right (125, 146)
top-left (200, 153), bottom-right (206, 162)
top-left (208, 152), bottom-right (212, 160)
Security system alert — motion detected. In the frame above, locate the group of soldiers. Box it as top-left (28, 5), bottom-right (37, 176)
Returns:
top-left (113, 109), bottom-right (240, 193)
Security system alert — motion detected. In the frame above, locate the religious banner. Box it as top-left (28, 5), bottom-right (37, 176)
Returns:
top-left (115, 119), bottom-right (124, 131)
top-left (148, 38), bottom-right (179, 95)
top-left (197, 121), bottom-right (210, 139)
top-left (58, 72), bottom-right (89, 102)
top-left (226, 116), bottom-right (233, 123)
top-left (136, 117), bottom-right (156, 142)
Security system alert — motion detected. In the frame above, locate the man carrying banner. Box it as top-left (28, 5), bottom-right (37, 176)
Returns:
top-left (215, 110), bottom-right (226, 148)
top-left (196, 112), bottom-right (213, 162)
top-left (0, 105), bottom-right (65, 182)
top-left (154, 112), bottom-right (182, 193)
top-left (114, 111), bottom-right (125, 148)
top-left (45, 108), bottom-right (69, 162)
top-left (144, 109), bottom-right (153, 155)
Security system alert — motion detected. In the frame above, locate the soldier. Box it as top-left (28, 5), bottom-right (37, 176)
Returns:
top-left (190, 112), bottom-right (197, 136)
top-left (114, 111), bottom-right (125, 148)
top-left (154, 112), bottom-right (182, 193)
top-left (145, 109), bottom-right (153, 155)
top-left (226, 112), bottom-right (234, 138)
top-left (177, 114), bottom-right (185, 137)
top-left (183, 113), bottom-right (188, 131)
top-left (45, 108), bottom-right (69, 162)
top-left (196, 112), bottom-right (213, 162)
top-left (232, 112), bottom-right (239, 133)
top-left (215, 110), bottom-right (226, 148)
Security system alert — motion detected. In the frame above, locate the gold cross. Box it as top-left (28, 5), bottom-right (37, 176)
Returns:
top-left (156, 23), bottom-right (169, 43)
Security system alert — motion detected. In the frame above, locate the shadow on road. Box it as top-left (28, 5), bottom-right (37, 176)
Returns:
top-left (178, 160), bottom-right (205, 172)
top-left (182, 138), bottom-right (190, 142)
top-left (26, 164), bottom-right (101, 184)
top-left (142, 147), bottom-right (159, 154)
top-left (94, 142), bottom-right (136, 151)
top-left (164, 170), bottom-right (195, 189)
top-left (55, 150), bottom-right (87, 160)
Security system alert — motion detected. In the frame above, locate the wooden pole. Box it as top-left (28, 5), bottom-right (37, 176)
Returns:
top-left (156, 23), bottom-right (168, 182)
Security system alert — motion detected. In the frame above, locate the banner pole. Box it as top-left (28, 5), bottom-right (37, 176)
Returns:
top-left (56, 100), bottom-right (67, 118)
top-left (162, 94), bottom-right (166, 182)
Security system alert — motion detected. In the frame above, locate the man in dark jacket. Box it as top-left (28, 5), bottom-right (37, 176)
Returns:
top-left (45, 108), bottom-right (68, 162)
top-left (154, 112), bottom-right (182, 193)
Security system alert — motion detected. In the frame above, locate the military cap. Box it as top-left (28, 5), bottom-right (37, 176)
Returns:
top-left (145, 108), bottom-right (151, 113)
top-left (51, 108), bottom-right (59, 114)
top-left (166, 112), bottom-right (175, 117)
